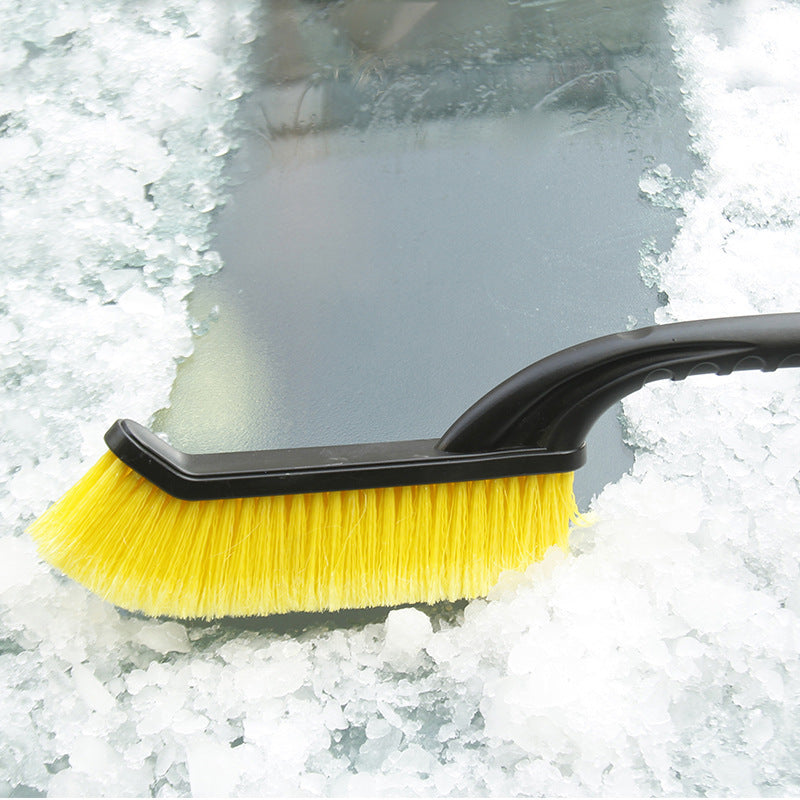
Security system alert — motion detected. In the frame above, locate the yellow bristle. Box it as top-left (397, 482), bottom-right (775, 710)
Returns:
top-left (28, 451), bottom-right (579, 619)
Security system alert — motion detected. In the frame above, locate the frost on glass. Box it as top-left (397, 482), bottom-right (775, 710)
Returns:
top-left (4, 0), bottom-right (800, 796)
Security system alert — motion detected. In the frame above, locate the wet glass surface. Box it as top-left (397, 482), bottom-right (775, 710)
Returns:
top-left (155, 0), bottom-right (696, 506)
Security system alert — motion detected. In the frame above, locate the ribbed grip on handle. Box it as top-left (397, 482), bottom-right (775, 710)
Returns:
top-left (438, 313), bottom-right (800, 454)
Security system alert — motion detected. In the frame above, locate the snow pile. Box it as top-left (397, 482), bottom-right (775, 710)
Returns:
top-left (3, 0), bottom-right (800, 796)
top-left (0, 1), bottom-right (256, 522)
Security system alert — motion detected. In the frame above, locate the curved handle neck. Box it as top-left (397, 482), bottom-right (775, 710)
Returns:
top-left (438, 313), bottom-right (800, 454)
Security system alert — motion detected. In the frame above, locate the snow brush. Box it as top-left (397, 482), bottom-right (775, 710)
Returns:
top-left (28, 313), bottom-right (800, 618)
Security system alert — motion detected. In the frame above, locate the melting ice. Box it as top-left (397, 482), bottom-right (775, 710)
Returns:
top-left (3, 0), bottom-right (800, 795)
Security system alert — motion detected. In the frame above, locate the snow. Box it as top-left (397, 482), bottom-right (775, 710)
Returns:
top-left (3, 0), bottom-right (800, 795)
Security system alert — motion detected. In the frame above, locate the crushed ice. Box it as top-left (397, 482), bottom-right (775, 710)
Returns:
top-left (3, 0), bottom-right (800, 795)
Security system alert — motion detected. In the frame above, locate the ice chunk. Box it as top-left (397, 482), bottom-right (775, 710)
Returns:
top-left (638, 162), bottom-right (688, 209)
top-left (135, 622), bottom-right (191, 654)
top-left (365, 717), bottom-right (392, 740)
top-left (71, 664), bottom-right (116, 714)
top-left (322, 701), bottom-right (348, 731)
top-left (69, 735), bottom-right (123, 775)
top-left (186, 736), bottom-right (242, 797)
top-left (0, 537), bottom-right (43, 595)
top-left (382, 607), bottom-right (433, 668)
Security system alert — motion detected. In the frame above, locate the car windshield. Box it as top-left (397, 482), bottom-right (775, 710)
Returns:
top-left (156, 0), bottom-right (694, 504)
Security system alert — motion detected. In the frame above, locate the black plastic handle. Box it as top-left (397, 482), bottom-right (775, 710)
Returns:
top-left (438, 313), bottom-right (800, 454)
top-left (105, 313), bottom-right (800, 500)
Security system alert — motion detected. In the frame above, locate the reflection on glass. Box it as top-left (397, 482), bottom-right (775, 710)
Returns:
top-left (257, 0), bottom-right (660, 137)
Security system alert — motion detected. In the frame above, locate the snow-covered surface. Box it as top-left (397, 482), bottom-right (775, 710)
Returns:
top-left (3, 0), bottom-right (800, 795)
